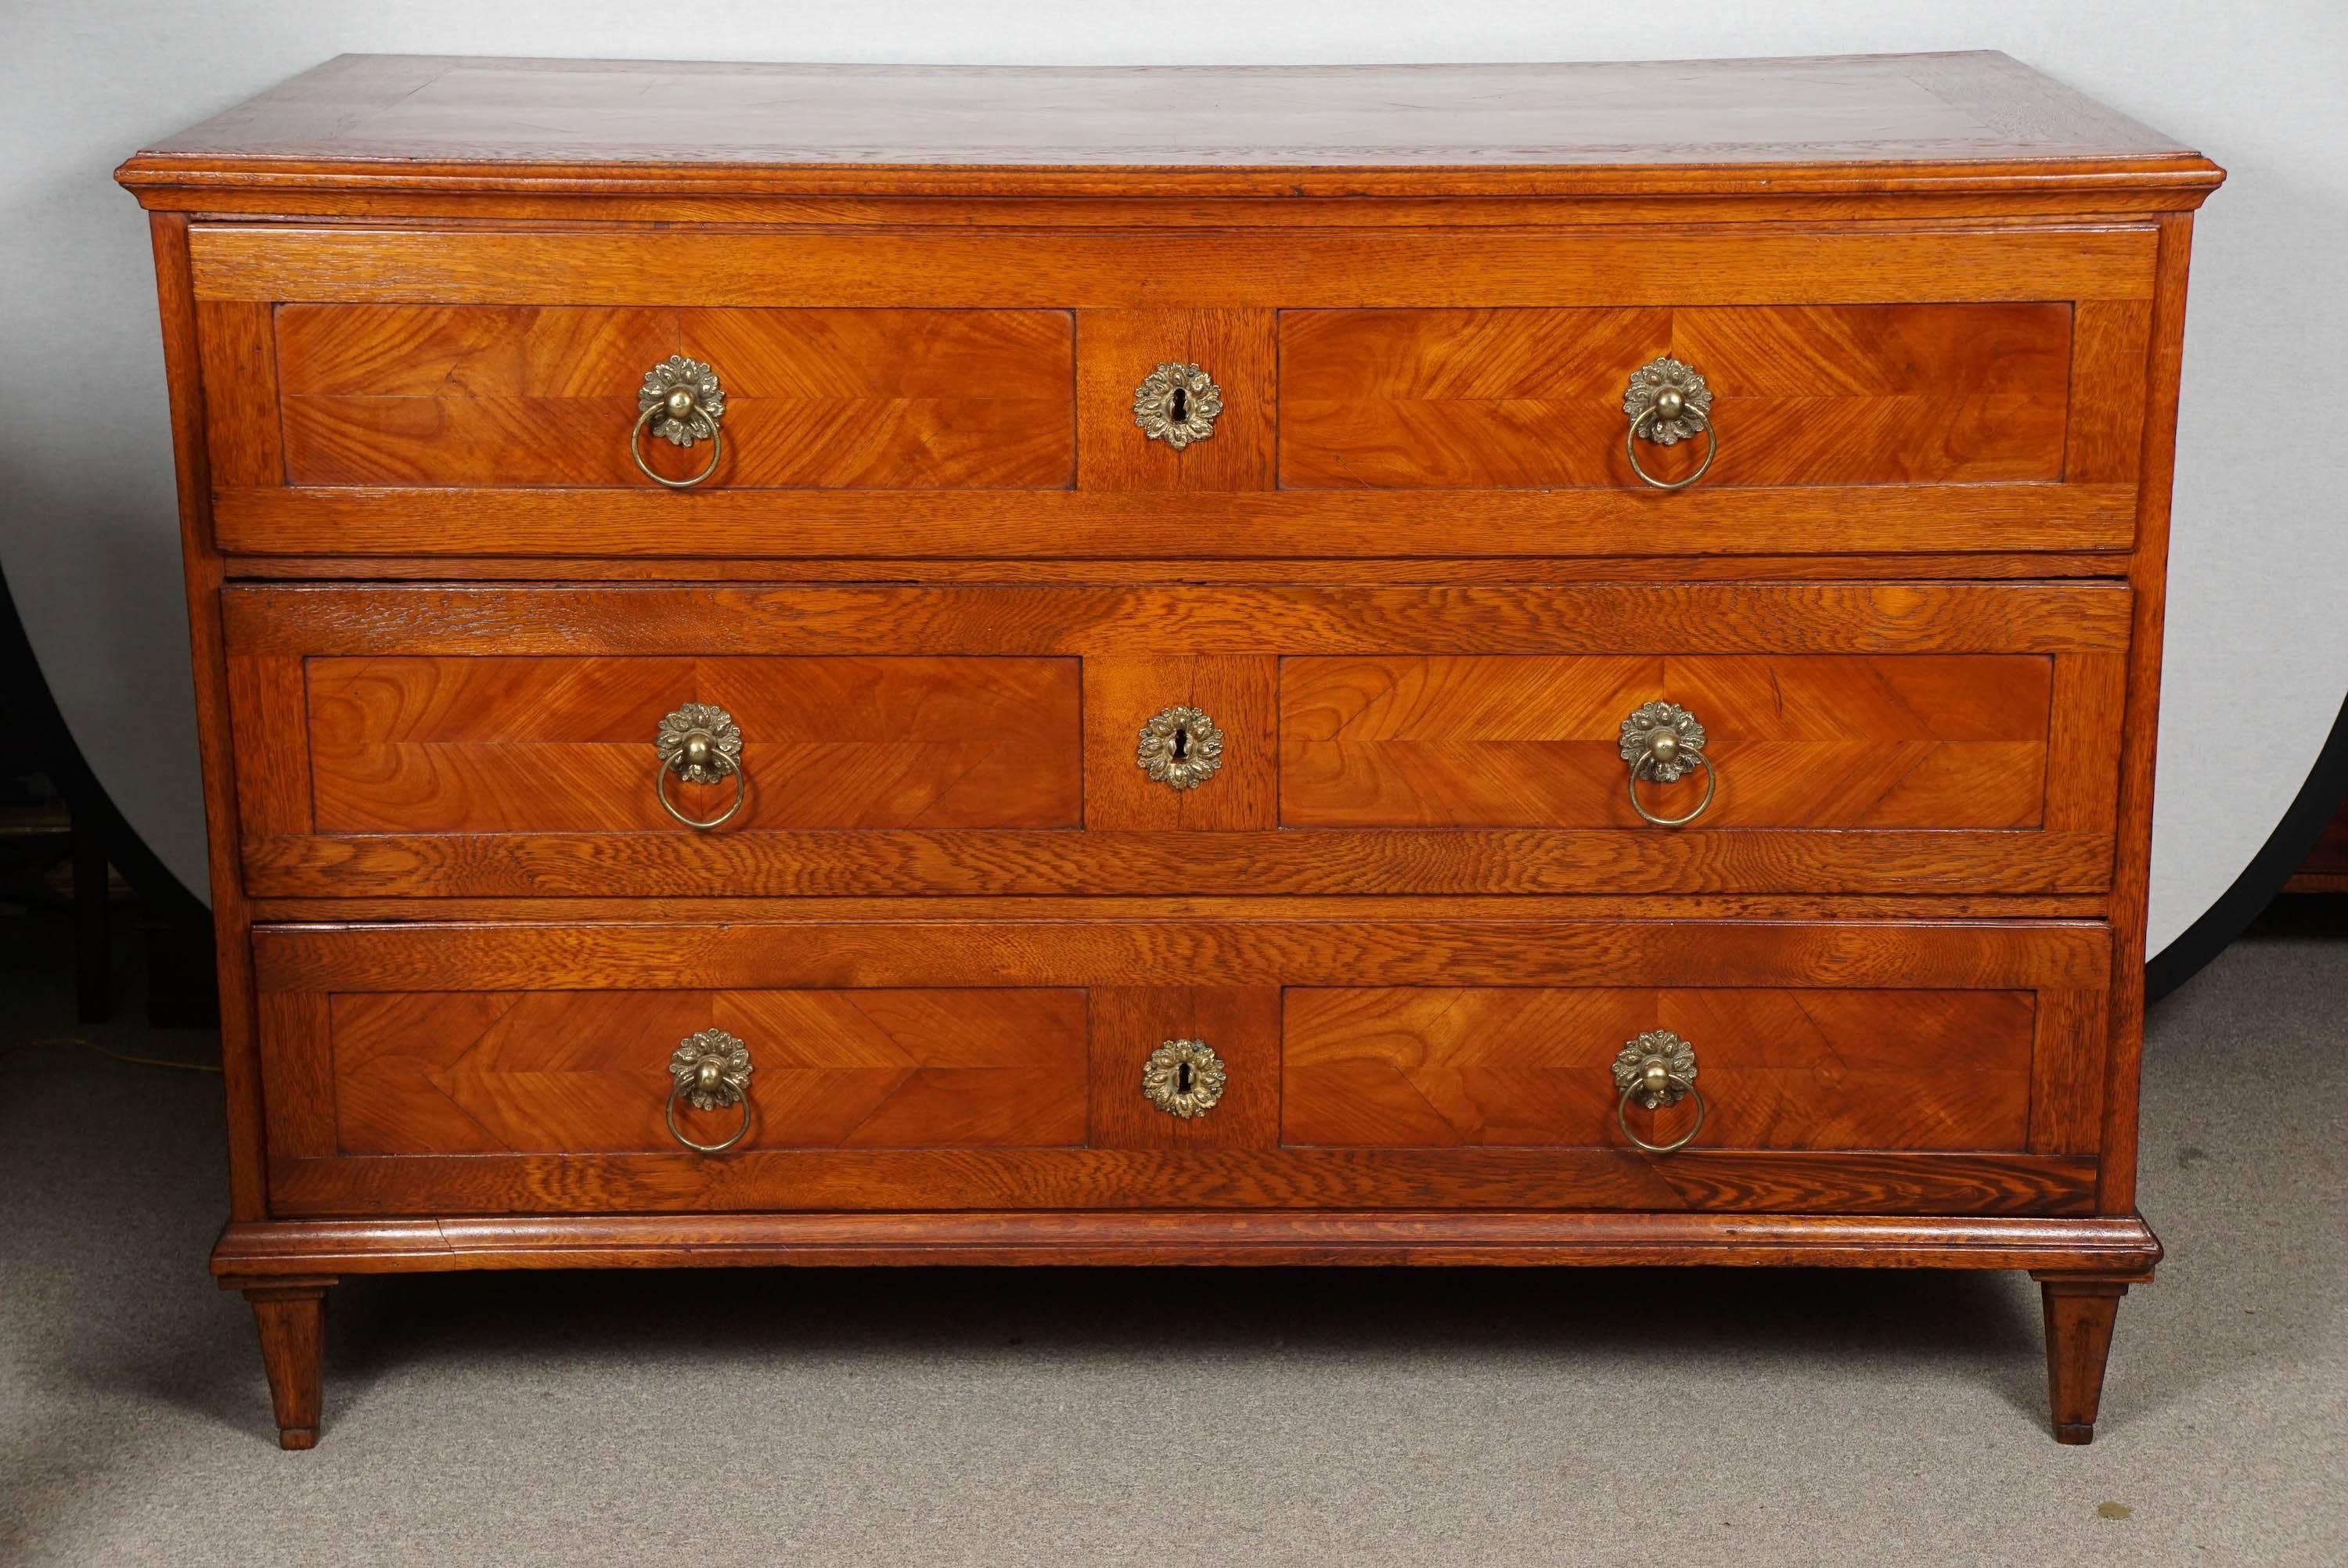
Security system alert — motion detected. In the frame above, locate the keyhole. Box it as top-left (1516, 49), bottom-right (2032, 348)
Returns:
top-left (1171, 725), bottom-right (1190, 761)
top-left (1169, 385), bottom-right (1188, 424)
top-left (1177, 1061), bottom-right (1194, 1094)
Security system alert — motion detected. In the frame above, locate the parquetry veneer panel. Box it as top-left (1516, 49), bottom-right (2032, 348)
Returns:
top-left (303, 654), bottom-right (1083, 832)
top-left (275, 304), bottom-right (1076, 489)
top-left (1280, 304), bottom-right (2072, 489)
top-left (1282, 987), bottom-right (2035, 1150)
top-left (1279, 653), bottom-right (2055, 829)
top-left (330, 987), bottom-right (1089, 1153)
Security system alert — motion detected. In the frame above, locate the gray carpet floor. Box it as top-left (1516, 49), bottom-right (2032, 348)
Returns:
top-left (2, 911), bottom-right (2343, 1567)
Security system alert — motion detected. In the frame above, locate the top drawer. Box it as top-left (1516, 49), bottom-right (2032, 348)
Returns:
top-left (189, 223), bottom-right (2157, 561)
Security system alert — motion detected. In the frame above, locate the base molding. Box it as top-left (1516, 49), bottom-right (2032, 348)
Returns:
top-left (213, 1210), bottom-right (2163, 1276)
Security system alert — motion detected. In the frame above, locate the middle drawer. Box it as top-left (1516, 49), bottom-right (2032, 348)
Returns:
top-left (224, 579), bottom-right (2128, 898)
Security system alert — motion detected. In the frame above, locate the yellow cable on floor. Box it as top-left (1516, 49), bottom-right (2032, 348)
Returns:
top-left (14, 1034), bottom-right (221, 1074)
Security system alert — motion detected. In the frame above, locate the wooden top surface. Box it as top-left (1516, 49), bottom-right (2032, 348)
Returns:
top-left (119, 52), bottom-right (2217, 201)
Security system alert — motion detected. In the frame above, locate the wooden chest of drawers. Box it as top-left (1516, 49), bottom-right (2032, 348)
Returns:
top-left (119, 51), bottom-right (2221, 1448)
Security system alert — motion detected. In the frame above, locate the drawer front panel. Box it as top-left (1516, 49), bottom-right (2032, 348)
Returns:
top-left (192, 224), bottom-right (2153, 560)
top-left (304, 654), bottom-right (1082, 832)
top-left (272, 304), bottom-right (1075, 489)
top-left (330, 987), bottom-right (1088, 1154)
top-left (252, 917), bottom-right (2107, 1217)
top-left (1280, 654), bottom-right (2052, 829)
top-left (1284, 987), bottom-right (2033, 1151)
top-left (225, 581), bottom-right (2127, 897)
top-left (1279, 304), bottom-right (2072, 489)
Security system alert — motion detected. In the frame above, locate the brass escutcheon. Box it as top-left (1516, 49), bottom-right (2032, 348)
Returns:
top-left (1610, 1028), bottom-right (1707, 1154)
top-left (1622, 355), bottom-right (1719, 491)
top-left (1141, 1038), bottom-right (1226, 1119)
top-left (1618, 699), bottom-right (1716, 828)
top-left (654, 701), bottom-right (747, 830)
top-left (1133, 361), bottom-right (1223, 449)
top-left (632, 354), bottom-right (726, 488)
top-left (1136, 705), bottom-right (1224, 792)
top-left (666, 1028), bottom-right (754, 1153)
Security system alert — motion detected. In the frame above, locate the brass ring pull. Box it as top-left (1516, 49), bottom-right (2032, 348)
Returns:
top-left (1618, 700), bottom-right (1715, 829)
top-left (1625, 404), bottom-right (1719, 491)
top-left (654, 702), bottom-right (747, 833)
top-left (1622, 355), bottom-right (1717, 491)
top-left (655, 767), bottom-right (747, 831)
top-left (1628, 750), bottom-right (1716, 827)
top-left (631, 401), bottom-right (723, 488)
top-left (666, 1028), bottom-right (753, 1154)
top-left (1615, 1074), bottom-right (1708, 1154)
top-left (632, 354), bottom-right (726, 490)
top-left (665, 1077), bottom-right (751, 1153)
top-left (1612, 1029), bottom-right (1705, 1156)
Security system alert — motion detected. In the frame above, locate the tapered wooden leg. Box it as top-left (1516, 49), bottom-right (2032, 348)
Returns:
top-left (231, 1278), bottom-right (333, 1449)
top-left (2032, 1274), bottom-right (2131, 1444)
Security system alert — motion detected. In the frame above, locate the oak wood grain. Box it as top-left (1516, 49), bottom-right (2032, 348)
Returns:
top-left (1280, 653), bottom-right (2060, 829)
top-left (275, 301), bottom-right (668, 396)
top-left (1281, 304), bottom-right (2071, 488)
top-left (1086, 987), bottom-right (1283, 1149)
top-left (210, 1210), bottom-right (2164, 1275)
top-left (1081, 656), bottom-right (1279, 832)
top-left (225, 653), bottom-right (313, 840)
top-left (2041, 653), bottom-right (2130, 835)
top-left (301, 653), bottom-right (1082, 833)
top-left (131, 56), bottom-right (2199, 173)
top-left (194, 301), bottom-right (283, 487)
top-left (264, 1143), bottom-right (2096, 1216)
top-left (210, 484), bottom-right (2141, 560)
top-left (218, 553), bottom-right (2141, 587)
top-left (237, 1282), bottom-right (330, 1449)
top-left (2099, 214), bottom-right (2199, 1214)
top-left (221, 582), bottom-right (2134, 657)
top-left (254, 991), bottom-right (334, 1160)
top-left (2033, 1274), bottom-right (2132, 1442)
top-left (149, 214), bottom-right (271, 1221)
top-left (2029, 989), bottom-right (2111, 1156)
top-left (242, 827), bottom-right (2120, 899)
top-left (184, 225), bottom-right (2163, 309)
top-left (275, 304), bottom-right (1075, 489)
top-left (1283, 986), bottom-right (2034, 1152)
top-left (123, 55), bottom-right (2220, 217)
top-left (245, 892), bottom-right (2119, 924)
top-left (326, 986), bottom-right (1088, 1153)
top-left (2065, 301), bottom-right (2152, 484)
top-left (135, 186), bottom-right (2221, 227)
top-left (250, 918), bottom-right (2111, 1001)
top-left (1075, 310), bottom-right (1275, 491)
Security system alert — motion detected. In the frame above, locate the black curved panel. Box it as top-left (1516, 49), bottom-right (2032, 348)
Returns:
top-left (2148, 692), bottom-right (2348, 1002)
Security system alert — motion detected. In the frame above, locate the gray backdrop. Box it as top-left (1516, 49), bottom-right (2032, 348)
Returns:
top-left (5, 0), bottom-right (2343, 953)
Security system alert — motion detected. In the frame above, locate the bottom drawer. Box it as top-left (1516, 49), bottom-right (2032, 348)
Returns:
top-left (252, 916), bottom-right (2109, 1217)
